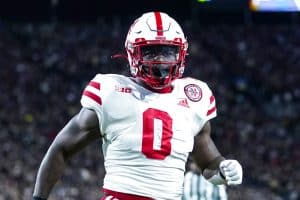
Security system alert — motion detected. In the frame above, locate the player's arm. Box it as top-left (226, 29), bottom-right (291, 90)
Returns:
top-left (191, 121), bottom-right (243, 185)
top-left (33, 107), bottom-right (101, 199)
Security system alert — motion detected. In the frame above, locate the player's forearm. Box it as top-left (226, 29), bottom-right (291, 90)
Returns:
top-left (33, 146), bottom-right (67, 198)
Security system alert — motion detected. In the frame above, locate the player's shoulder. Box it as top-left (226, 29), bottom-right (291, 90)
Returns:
top-left (174, 77), bottom-right (213, 99)
top-left (86, 73), bottom-right (132, 95)
top-left (81, 73), bottom-right (132, 109)
top-left (174, 77), bottom-right (217, 128)
top-left (90, 73), bottom-right (131, 89)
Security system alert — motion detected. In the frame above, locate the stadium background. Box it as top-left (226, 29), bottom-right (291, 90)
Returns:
top-left (0, 0), bottom-right (299, 199)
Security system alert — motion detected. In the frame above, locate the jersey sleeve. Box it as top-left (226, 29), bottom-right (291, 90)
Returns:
top-left (80, 74), bottom-right (107, 131)
top-left (204, 84), bottom-right (217, 121)
top-left (195, 83), bottom-right (217, 132)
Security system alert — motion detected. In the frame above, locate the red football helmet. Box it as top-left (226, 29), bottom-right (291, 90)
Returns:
top-left (125, 12), bottom-right (188, 90)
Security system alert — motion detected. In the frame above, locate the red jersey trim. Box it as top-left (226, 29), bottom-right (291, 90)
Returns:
top-left (207, 106), bottom-right (216, 116)
top-left (102, 188), bottom-right (153, 200)
top-left (83, 90), bottom-right (102, 105)
top-left (89, 81), bottom-right (101, 90)
top-left (154, 85), bottom-right (173, 93)
top-left (210, 95), bottom-right (215, 104)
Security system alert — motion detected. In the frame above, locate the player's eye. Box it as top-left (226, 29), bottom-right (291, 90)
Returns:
top-left (141, 45), bottom-right (179, 61)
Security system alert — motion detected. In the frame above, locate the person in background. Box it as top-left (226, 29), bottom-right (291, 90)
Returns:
top-left (183, 159), bottom-right (228, 200)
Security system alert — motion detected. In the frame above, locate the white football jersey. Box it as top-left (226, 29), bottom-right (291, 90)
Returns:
top-left (80, 74), bottom-right (217, 200)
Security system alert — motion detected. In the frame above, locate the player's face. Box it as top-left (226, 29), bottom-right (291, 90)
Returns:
top-left (140, 45), bottom-right (180, 79)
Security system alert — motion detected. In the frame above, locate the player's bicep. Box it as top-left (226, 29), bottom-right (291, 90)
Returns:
top-left (51, 107), bottom-right (101, 159)
top-left (191, 121), bottom-right (222, 172)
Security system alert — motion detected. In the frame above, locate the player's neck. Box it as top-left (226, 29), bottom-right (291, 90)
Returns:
top-left (132, 78), bottom-right (173, 94)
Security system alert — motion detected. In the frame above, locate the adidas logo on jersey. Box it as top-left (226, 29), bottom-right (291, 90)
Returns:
top-left (177, 98), bottom-right (189, 108)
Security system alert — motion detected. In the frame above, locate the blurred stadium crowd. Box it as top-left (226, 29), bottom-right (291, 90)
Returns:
top-left (0, 18), bottom-right (299, 200)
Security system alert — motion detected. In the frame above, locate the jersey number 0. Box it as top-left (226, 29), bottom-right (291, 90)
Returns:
top-left (142, 108), bottom-right (173, 160)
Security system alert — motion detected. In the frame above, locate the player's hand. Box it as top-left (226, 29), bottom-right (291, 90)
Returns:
top-left (219, 159), bottom-right (243, 185)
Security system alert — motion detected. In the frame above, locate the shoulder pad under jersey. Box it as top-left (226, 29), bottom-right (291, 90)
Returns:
top-left (175, 77), bottom-right (217, 129)
top-left (80, 73), bottom-right (127, 113)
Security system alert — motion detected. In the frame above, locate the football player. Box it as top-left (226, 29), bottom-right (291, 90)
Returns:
top-left (33, 12), bottom-right (243, 200)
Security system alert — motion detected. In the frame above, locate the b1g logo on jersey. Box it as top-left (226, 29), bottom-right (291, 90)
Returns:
top-left (184, 84), bottom-right (202, 102)
top-left (115, 85), bottom-right (132, 93)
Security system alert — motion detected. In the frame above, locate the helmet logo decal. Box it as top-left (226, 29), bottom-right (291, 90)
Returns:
top-left (154, 12), bottom-right (163, 36)
top-left (184, 84), bottom-right (202, 102)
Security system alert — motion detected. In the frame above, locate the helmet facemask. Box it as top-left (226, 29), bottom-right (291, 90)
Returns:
top-left (136, 44), bottom-right (181, 89)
